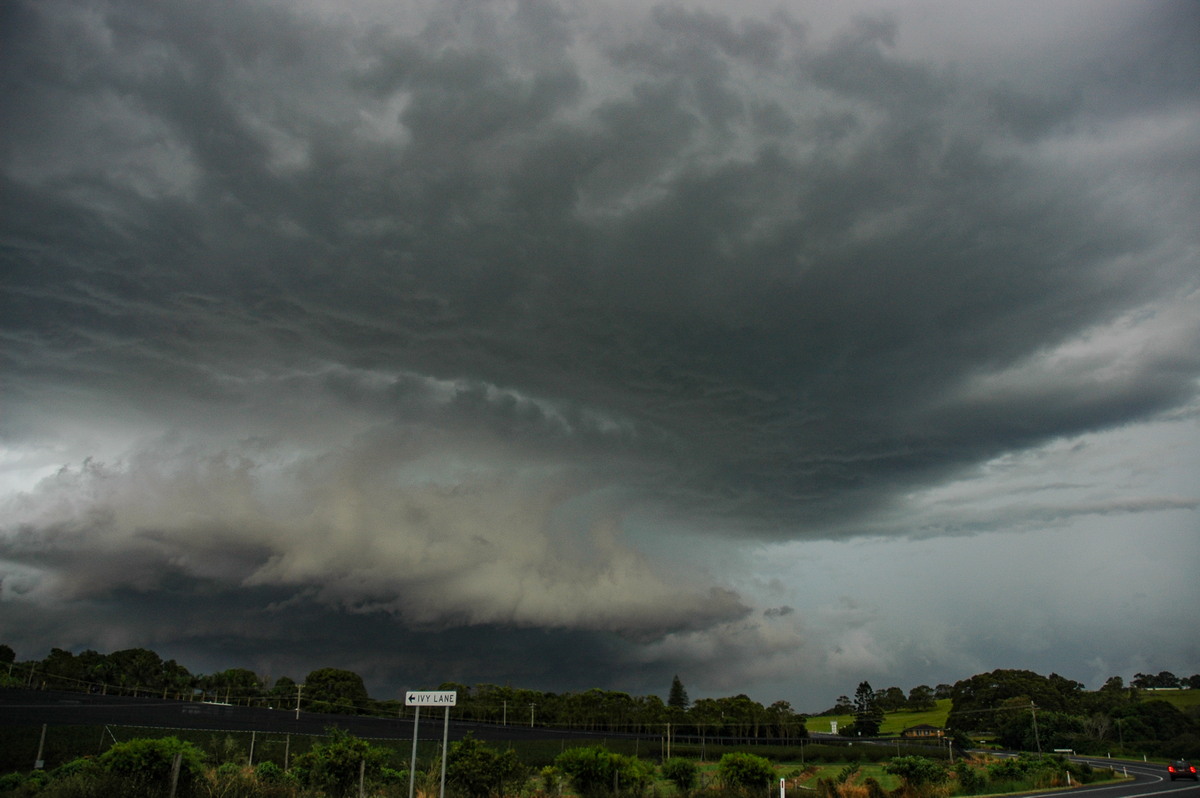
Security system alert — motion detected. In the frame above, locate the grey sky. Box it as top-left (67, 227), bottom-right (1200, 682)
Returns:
top-left (2, 0), bottom-right (1197, 709)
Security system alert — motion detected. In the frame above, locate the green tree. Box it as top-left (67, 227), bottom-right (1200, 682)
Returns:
top-left (304, 667), bottom-right (371, 714)
top-left (1133, 672), bottom-right (1180, 689)
top-left (907, 685), bottom-right (936, 711)
top-left (947, 670), bottom-right (1082, 732)
top-left (848, 681), bottom-right (883, 736)
top-left (447, 734), bottom-right (525, 798)
top-left (766, 700), bottom-right (807, 740)
top-left (997, 709), bottom-right (1083, 751)
top-left (107, 648), bottom-right (167, 695)
top-left (669, 675), bottom-right (690, 710)
top-left (716, 694), bottom-right (768, 738)
top-left (877, 686), bottom-right (908, 711)
top-left (208, 667), bottom-right (263, 703)
top-left (41, 648), bottom-right (88, 690)
top-left (269, 675), bottom-right (299, 707)
top-left (717, 752), bottom-right (774, 793)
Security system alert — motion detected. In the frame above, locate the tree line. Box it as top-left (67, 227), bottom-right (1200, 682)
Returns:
top-left (823, 669), bottom-right (1198, 759)
top-left (4, 643), bottom-right (1196, 757)
top-left (0, 645), bottom-right (805, 741)
top-left (943, 669), bottom-right (1199, 759)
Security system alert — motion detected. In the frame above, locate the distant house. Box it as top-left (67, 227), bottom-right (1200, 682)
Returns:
top-left (901, 724), bottom-right (944, 738)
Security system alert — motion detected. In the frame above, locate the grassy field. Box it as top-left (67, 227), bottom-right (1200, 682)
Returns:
top-left (1144, 689), bottom-right (1200, 711)
top-left (807, 699), bottom-right (952, 737)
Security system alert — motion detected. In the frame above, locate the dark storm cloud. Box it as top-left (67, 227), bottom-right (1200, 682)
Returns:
top-left (2, 0), bottom-right (1198, 699)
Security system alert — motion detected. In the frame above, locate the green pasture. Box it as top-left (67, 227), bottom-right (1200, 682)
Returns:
top-left (807, 699), bottom-right (953, 737)
top-left (1146, 689), bottom-right (1200, 711)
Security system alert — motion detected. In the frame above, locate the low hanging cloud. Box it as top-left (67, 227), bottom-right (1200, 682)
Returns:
top-left (3, 431), bottom-right (749, 636)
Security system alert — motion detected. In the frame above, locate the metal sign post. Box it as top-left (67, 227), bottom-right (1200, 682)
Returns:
top-left (406, 690), bottom-right (457, 798)
top-left (408, 705), bottom-right (420, 798)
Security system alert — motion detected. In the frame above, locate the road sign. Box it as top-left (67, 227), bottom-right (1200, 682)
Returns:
top-left (405, 690), bottom-right (457, 707)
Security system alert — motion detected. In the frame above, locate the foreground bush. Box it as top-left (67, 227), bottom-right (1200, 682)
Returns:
top-left (884, 756), bottom-right (948, 798)
top-left (717, 752), bottom-right (775, 793)
top-left (553, 746), bottom-right (652, 797)
top-left (446, 734), bottom-right (523, 798)
top-left (661, 758), bottom-right (698, 792)
top-left (97, 736), bottom-right (205, 796)
top-left (289, 728), bottom-right (394, 798)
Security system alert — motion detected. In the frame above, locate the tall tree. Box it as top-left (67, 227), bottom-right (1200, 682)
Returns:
top-left (668, 675), bottom-right (689, 709)
top-left (908, 685), bottom-right (936, 710)
top-left (304, 667), bottom-right (371, 714)
top-left (877, 686), bottom-right (907, 711)
top-left (851, 681), bottom-right (883, 736)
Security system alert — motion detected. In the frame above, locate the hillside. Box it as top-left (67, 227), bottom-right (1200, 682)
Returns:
top-left (809, 689), bottom-right (1199, 737)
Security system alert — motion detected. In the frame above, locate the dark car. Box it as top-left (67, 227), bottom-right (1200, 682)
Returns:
top-left (1169, 760), bottom-right (1199, 781)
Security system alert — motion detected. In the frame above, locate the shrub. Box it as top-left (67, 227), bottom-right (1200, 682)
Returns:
top-left (253, 760), bottom-right (286, 784)
top-left (29, 771), bottom-right (131, 798)
top-left (717, 752), bottom-right (774, 792)
top-left (553, 746), bottom-right (651, 797)
top-left (289, 728), bottom-right (392, 798)
top-left (985, 758), bottom-right (1026, 782)
top-left (863, 776), bottom-right (888, 798)
top-left (885, 756), bottom-right (948, 790)
top-left (49, 757), bottom-right (100, 782)
top-left (661, 758), bottom-right (698, 791)
top-left (97, 736), bottom-right (205, 796)
top-left (540, 765), bottom-right (563, 796)
top-left (446, 734), bottom-right (525, 798)
top-left (203, 763), bottom-right (259, 798)
top-left (954, 765), bottom-right (986, 795)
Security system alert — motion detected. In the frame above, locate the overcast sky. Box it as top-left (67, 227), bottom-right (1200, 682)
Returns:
top-left (2, 0), bottom-right (1198, 712)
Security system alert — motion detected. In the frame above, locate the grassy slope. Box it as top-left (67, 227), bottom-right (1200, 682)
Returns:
top-left (807, 699), bottom-right (953, 736)
top-left (1143, 689), bottom-right (1200, 711)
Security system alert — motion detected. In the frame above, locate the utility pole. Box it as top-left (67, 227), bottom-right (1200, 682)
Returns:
top-left (295, 684), bottom-right (304, 720)
top-left (530, 703), bottom-right (535, 727)
top-left (1030, 702), bottom-right (1041, 754)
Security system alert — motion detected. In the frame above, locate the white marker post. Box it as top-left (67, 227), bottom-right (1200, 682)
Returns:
top-left (406, 690), bottom-right (457, 798)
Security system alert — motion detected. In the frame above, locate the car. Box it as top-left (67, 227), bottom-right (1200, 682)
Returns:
top-left (1168, 760), bottom-right (1199, 781)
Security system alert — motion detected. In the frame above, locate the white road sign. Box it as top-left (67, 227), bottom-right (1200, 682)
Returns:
top-left (405, 690), bottom-right (457, 707)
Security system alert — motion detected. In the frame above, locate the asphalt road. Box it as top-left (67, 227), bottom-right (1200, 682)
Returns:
top-left (996, 754), bottom-right (1200, 798)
